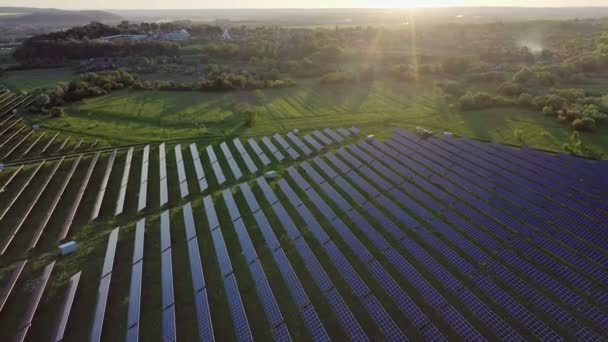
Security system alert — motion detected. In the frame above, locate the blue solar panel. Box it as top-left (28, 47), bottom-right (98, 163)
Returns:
top-left (211, 228), bottom-right (233, 277)
top-left (253, 210), bottom-right (281, 251)
top-left (304, 135), bottom-right (323, 151)
top-left (313, 157), bottom-right (338, 179)
top-left (273, 249), bottom-right (310, 309)
top-left (187, 239), bottom-right (206, 291)
top-left (292, 238), bottom-right (333, 293)
top-left (323, 128), bottom-right (344, 143)
top-left (337, 127), bottom-right (351, 137)
top-left (312, 130), bottom-right (332, 146)
top-left (224, 274), bottom-right (253, 341)
top-left (233, 218), bottom-right (258, 264)
top-left (127, 261), bottom-right (143, 328)
top-left (162, 305), bottom-right (176, 342)
top-left (272, 204), bottom-right (302, 240)
top-left (161, 251), bottom-right (174, 309)
top-left (301, 304), bottom-right (330, 342)
top-left (257, 177), bottom-right (279, 205)
top-left (248, 261), bottom-right (286, 328)
top-left (324, 289), bottom-right (367, 341)
top-left (193, 291), bottom-right (214, 341)
top-left (287, 166), bottom-right (311, 191)
top-left (361, 294), bottom-right (406, 341)
top-left (222, 189), bottom-right (241, 221)
top-left (301, 161), bottom-right (326, 185)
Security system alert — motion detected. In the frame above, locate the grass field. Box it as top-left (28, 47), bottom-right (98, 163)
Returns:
top-left (1, 68), bottom-right (76, 92)
top-left (33, 78), bottom-right (608, 157)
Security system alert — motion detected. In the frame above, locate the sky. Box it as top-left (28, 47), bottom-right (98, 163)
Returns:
top-left (6, 0), bottom-right (608, 10)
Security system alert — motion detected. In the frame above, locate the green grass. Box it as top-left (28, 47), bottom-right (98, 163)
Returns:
top-left (31, 78), bottom-right (608, 156)
top-left (1, 68), bottom-right (76, 92)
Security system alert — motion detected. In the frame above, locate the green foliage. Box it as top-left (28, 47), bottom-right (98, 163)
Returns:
top-left (458, 91), bottom-right (515, 110)
top-left (572, 117), bottom-right (596, 131)
top-left (320, 66), bottom-right (375, 85)
top-left (436, 81), bottom-right (466, 97)
top-left (50, 106), bottom-right (64, 118)
top-left (498, 81), bottom-right (525, 97)
top-left (518, 93), bottom-right (534, 107)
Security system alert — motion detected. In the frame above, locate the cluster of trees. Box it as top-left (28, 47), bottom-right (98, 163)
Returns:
top-left (31, 70), bottom-right (135, 113)
top-left (457, 92), bottom-right (515, 110)
top-left (320, 67), bottom-right (375, 84)
top-left (133, 76), bottom-right (295, 92)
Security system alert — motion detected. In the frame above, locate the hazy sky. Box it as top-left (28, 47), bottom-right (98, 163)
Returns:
top-left (8, 0), bottom-right (608, 10)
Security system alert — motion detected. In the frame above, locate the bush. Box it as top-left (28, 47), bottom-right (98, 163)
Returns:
top-left (50, 107), bottom-right (65, 118)
top-left (542, 106), bottom-right (554, 116)
top-left (518, 93), bottom-right (534, 107)
top-left (498, 82), bottom-right (524, 97)
top-left (437, 81), bottom-right (466, 97)
top-left (572, 117), bottom-right (596, 132)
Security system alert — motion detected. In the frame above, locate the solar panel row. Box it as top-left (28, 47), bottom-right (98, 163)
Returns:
top-left (221, 189), bottom-right (291, 341)
top-left (323, 128), bottom-right (344, 143)
top-left (286, 131), bottom-right (313, 156)
top-left (254, 180), bottom-right (372, 341)
top-left (207, 145), bottom-right (227, 185)
top-left (174, 145), bottom-right (190, 198)
top-left (14, 261), bottom-right (55, 342)
top-left (159, 211), bottom-right (176, 342)
top-left (58, 153), bottom-right (96, 240)
top-left (0, 260), bottom-right (27, 313)
top-left (126, 219), bottom-right (145, 342)
top-left (274, 133), bottom-right (300, 160)
top-left (248, 138), bottom-right (272, 166)
top-left (303, 134), bottom-right (323, 151)
top-left (52, 271), bottom-right (81, 342)
top-left (241, 181), bottom-right (330, 342)
top-left (90, 227), bottom-right (119, 342)
top-left (203, 195), bottom-right (253, 341)
top-left (0, 161), bottom-right (44, 223)
top-left (1, 158), bottom-right (62, 254)
top-left (91, 149), bottom-right (117, 221)
top-left (220, 142), bottom-right (243, 180)
top-left (181, 203), bottom-right (214, 341)
top-left (233, 138), bottom-right (258, 174)
top-left (137, 146), bottom-right (150, 212)
top-left (159, 144), bottom-right (169, 206)
top-left (262, 136), bottom-right (285, 162)
top-left (312, 130), bottom-right (332, 146)
top-left (189, 143), bottom-right (209, 192)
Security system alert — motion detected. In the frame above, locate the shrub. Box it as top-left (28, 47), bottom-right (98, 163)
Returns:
top-left (50, 107), bottom-right (65, 118)
top-left (572, 117), bottom-right (596, 132)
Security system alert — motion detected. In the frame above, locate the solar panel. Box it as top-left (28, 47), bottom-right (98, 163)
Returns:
top-left (160, 211), bottom-right (172, 252)
top-left (256, 177), bottom-right (279, 205)
top-left (248, 138), bottom-right (272, 166)
top-left (0, 260), bottom-right (27, 312)
top-left (132, 219), bottom-right (145, 263)
top-left (193, 291), bottom-right (214, 341)
top-left (161, 251), bottom-right (175, 309)
top-left (187, 238), bottom-right (206, 291)
top-left (360, 294), bottom-right (405, 340)
top-left (91, 149), bottom-right (117, 221)
top-left (183, 203), bottom-right (197, 240)
top-left (102, 228), bottom-right (120, 278)
top-left (115, 147), bottom-right (134, 215)
top-left (162, 305), bottom-right (176, 342)
top-left (159, 144), bottom-right (169, 206)
top-left (127, 261), bottom-right (143, 328)
top-left (189, 143), bottom-right (208, 192)
top-left (337, 127), bottom-right (351, 137)
top-left (239, 183), bottom-right (261, 213)
top-left (233, 218), bottom-right (258, 264)
top-left (211, 161), bottom-right (226, 185)
top-left (175, 145), bottom-right (189, 198)
top-left (223, 274), bottom-right (253, 341)
top-left (211, 228), bottom-right (234, 277)
top-left (262, 136), bottom-right (285, 161)
top-left (287, 131), bottom-right (312, 156)
top-left (312, 130), bottom-right (332, 146)
top-left (274, 134), bottom-right (300, 159)
top-left (220, 190), bottom-right (239, 221)
top-left (323, 128), bottom-right (344, 143)
top-left (303, 134), bottom-right (323, 151)
top-left (53, 271), bottom-right (81, 342)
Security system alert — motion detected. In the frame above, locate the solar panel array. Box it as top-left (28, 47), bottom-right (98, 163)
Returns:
top-left (261, 136), bottom-right (285, 162)
top-left (14, 261), bottom-right (55, 342)
top-left (6, 126), bottom-right (605, 341)
top-left (248, 138), bottom-right (271, 166)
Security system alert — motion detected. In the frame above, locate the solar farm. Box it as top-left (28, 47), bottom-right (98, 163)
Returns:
top-left (0, 90), bottom-right (607, 342)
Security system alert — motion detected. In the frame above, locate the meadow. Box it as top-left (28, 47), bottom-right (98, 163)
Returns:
top-left (34, 78), bottom-right (608, 158)
top-left (2, 68), bottom-right (75, 92)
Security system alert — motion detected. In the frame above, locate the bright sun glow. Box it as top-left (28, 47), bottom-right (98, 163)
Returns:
top-left (353, 0), bottom-right (453, 8)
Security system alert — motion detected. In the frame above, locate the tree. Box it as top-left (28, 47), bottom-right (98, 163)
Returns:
top-left (572, 117), bottom-right (596, 131)
top-left (542, 106), bottom-right (554, 116)
top-left (254, 89), bottom-right (265, 104)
